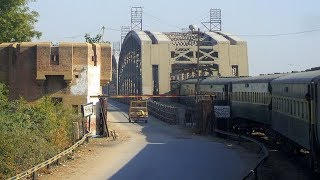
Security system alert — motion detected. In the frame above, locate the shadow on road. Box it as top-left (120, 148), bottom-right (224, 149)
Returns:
top-left (108, 100), bottom-right (253, 180)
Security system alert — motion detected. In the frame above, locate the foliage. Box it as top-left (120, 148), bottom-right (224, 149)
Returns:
top-left (0, 0), bottom-right (42, 42)
top-left (84, 33), bottom-right (110, 44)
top-left (84, 33), bottom-right (102, 43)
top-left (0, 84), bottom-right (80, 178)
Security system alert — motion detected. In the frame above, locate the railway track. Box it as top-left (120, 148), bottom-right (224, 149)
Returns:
top-left (236, 127), bottom-right (317, 180)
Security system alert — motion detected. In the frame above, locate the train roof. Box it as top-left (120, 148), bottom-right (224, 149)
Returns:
top-left (232, 74), bottom-right (287, 84)
top-left (200, 77), bottom-right (241, 85)
top-left (271, 70), bottom-right (320, 84)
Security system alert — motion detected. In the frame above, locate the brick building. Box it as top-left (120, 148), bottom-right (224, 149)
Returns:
top-left (0, 42), bottom-right (112, 134)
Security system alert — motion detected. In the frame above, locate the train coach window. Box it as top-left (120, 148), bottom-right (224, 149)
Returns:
top-left (284, 87), bottom-right (289, 93)
top-left (297, 102), bottom-right (300, 117)
top-left (292, 100), bottom-right (297, 116)
top-left (301, 102), bottom-right (305, 119)
top-left (278, 98), bottom-right (281, 111)
top-left (305, 102), bottom-right (309, 120)
top-left (290, 100), bottom-right (294, 115)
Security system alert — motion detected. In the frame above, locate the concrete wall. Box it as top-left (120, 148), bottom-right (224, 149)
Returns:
top-left (118, 30), bottom-right (248, 96)
top-left (149, 43), bottom-right (171, 94)
top-left (229, 42), bottom-right (249, 77)
top-left (141, 40), bottom-right (152, 95)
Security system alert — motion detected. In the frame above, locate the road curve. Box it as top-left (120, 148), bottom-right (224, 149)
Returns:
top-left (43, 100), bottom-right (259, 180)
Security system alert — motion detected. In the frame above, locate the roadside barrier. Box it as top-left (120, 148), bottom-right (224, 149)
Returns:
top-left (214, 129), bottom-right (269, 180)
top-left (147, 100), bottom-right (178, 124)
top-left (8, 134), bottom-right (91, 180)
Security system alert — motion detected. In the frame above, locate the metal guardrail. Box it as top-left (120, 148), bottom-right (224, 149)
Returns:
top-left (8, 134), bottom-right (90, 180)
top-left (147, 100), bottom-right (177, 124)
top-left (214, 129), bottom-right (269, 180)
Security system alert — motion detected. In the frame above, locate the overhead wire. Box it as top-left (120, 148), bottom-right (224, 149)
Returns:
top-left (61, 26), bottom-right (121, 40)
top-left (62, 28), bottom-right (101, 39)
top-left (143, 9), bottom-right (182, 30)
top-left (224, 28), bottom-right (320, 37)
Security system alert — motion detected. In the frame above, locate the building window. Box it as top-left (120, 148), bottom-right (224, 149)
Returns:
top-left (50, 55), bottom-right (59, 65)
top-left (232, 65), bottom-right (239, 76)
top-left (212, 52), bottom-right (218, 58)
top-left (75, 75), bottom-right (79, 78)
top-left (284, 87), bottom-right (289, 92)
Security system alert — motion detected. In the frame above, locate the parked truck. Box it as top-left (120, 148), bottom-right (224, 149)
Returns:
top-left (129, 100), bottom-right (148, 123)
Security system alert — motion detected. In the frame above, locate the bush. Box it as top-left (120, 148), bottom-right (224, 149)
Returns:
top-left (0, 84), bottom-right (80, 178)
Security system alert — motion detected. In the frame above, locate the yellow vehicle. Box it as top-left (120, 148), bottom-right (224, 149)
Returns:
top-left (129, 100), bottom-right (148, 123)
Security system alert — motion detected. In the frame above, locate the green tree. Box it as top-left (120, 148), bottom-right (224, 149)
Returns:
top-left (0, 0), bottom-right (42, 42)
top-left (84, 33), bottom-right (103, 43)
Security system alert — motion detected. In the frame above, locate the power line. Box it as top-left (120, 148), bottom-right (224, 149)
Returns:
top-left (62, 26), bottom-right (121, 40)
top-left (143, 10), bottom-right (182, 30)
top-left (63, 28), bottom-right (101, 39)
top-left (230, 28), bottom-right (320, 37)
top-left (105, 27), bottom-right (121, 32)
top-left (191, 11), bottom-right (211, 25)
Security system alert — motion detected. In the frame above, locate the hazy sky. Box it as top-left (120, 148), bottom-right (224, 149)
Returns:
top-left (29, 0), bottom-right (320, 75)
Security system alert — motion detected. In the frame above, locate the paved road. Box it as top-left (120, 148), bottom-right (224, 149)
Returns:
top-left (44, 100), bottom-right (258, 180)
top-left (105, 101), bottom-right (257, 180)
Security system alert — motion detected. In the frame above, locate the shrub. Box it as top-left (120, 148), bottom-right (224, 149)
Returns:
top-left (0, 84), bottom-right (80, 178)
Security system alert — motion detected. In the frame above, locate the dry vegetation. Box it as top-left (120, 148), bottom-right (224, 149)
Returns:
top-left (0, 83), bottom-right (80, 179)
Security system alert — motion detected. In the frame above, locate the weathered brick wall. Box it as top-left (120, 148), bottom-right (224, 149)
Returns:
top-left (36, 42), bottom-right (73, 82)
top-left (100, 43), bottom-right (112, 86)
top-left (0, 43), bottom-right (12, 84)
top-left (0, 42), bottom-right (112, 107)
top-left (9, 43), bottom-right (44, 101)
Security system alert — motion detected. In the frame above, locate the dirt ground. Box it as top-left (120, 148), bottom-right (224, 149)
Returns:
top-left (37, 119), bottom-right (130, 179)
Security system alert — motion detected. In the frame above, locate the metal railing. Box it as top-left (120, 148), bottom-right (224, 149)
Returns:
top-left (147, 100), bottom-right (178, 124)
top-left (8, 134), bottom-right (90, 180)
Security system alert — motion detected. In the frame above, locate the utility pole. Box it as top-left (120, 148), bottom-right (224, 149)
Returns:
top-left (101, 26), bottom-right (105, 43)
top-left (196, 28), bottom-right (201, 96)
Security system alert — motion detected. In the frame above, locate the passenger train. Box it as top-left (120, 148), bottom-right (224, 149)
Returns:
top-left (174, 70), bottom-right (320, 170)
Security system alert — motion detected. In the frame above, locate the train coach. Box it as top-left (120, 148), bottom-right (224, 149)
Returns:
top-left (271, 70), bottom-right (320, 169)
top-left (179, 78), bottom-right (199, 105)
top-left (174, 70), bottom-right (320, 170)
top-left (230, 74), bottom-right (285, 126)
top-left (199, 77), bottom-right (239, 101)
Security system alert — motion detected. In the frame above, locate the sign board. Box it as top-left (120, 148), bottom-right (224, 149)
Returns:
top-left (81, 103), bottom-right (93, 117)
top-left (214, 106), bottom-right (230, 118)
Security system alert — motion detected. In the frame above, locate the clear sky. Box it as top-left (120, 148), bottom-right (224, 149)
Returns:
top-left (29, 0), bottom-right (320, 76)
